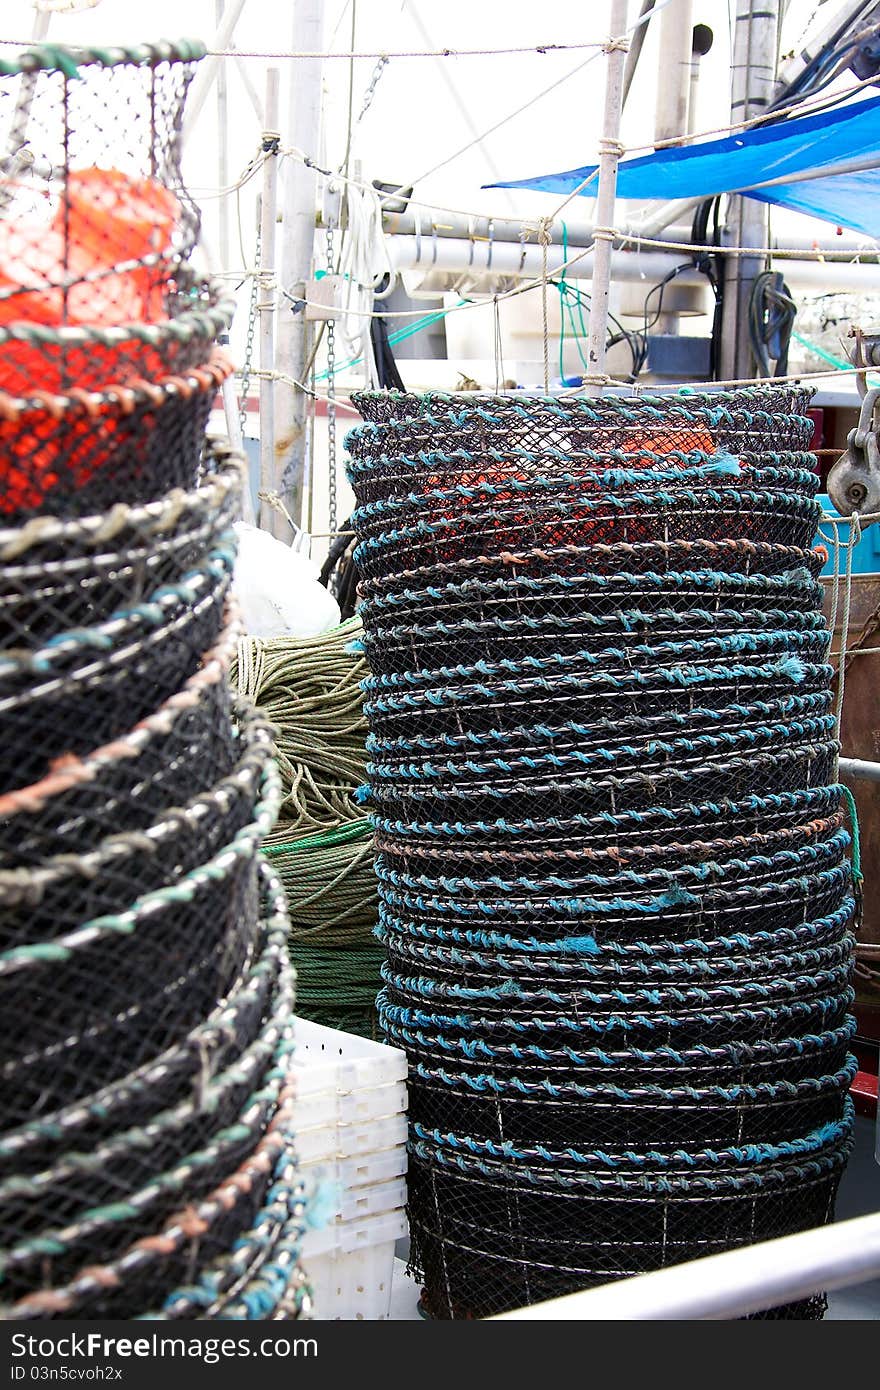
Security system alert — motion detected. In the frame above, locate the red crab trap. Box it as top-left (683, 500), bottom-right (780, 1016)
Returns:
top-left (0, 40), bottom-right (235, 519)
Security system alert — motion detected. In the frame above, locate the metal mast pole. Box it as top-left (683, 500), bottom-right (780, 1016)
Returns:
top-left (719, 0), bottom-right (781, 381)
top-left (258, 69), bottom-right (280, 533)
top-left (275, 0), bottom-right (325, 540)
top-left (584, 0), bottom-right (629, 398)
top-left (654, 0), bottom-right (695, 146)
top-left (215, 0), bottom-right (230, 272)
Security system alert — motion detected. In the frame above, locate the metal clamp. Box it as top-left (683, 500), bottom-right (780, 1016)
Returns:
top-left (827, 386), bottom-right (880, 521)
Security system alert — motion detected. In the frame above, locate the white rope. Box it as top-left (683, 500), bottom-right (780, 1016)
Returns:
top-left (834, 515), bottom-right (861, 769)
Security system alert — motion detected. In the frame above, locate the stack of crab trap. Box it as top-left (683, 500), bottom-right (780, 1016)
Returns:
top-left (345, 387), bottom-right (858, 1320)
top-left (0, 40), bottom-right (309, 1321)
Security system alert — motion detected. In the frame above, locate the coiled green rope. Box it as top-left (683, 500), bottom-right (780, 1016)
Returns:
top-left (233, 619), bottom-right (381, 1036)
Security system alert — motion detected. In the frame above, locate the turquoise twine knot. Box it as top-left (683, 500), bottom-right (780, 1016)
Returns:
top-left (839, 784), bottom-right (863, 884)
top-left (33, 46), bottom-right (82, 80)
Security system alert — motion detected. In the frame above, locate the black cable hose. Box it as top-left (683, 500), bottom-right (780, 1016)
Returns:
top-left (749, 271), bottom-right (797, 378)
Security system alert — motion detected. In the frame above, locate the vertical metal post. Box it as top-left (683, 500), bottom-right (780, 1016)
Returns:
top-left (258, 69), bottom-right (280, 533)
top-left (275, 0), bottom-right (325, 537)
top-left (215, 0), bottom-right (230, 272)
top-left (183, 0), bottom-right (248, 137)
top-left (584, 0), bottom-right (629, 398)
top-left (719, 0), bottom-right (780, 381)
top-left (654, 0), bottom-right (695, 145)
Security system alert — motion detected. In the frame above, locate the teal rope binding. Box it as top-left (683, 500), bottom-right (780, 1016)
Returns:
top-left (0, 40), bottom-right (206, 78)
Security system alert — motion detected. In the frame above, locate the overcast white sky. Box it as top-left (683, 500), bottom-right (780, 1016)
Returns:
top-left (2, 0), bottom-right (844, 251)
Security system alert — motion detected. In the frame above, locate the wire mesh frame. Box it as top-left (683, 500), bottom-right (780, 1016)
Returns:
top-left (0, 538), bottom-right (235, 681)
top-left (350, 494), bottom-right (823, 581)
top-left (0, 949), bottom-right (295, 1268)
top-left (0, 878), bottom-right (288, 1176)
top-left (404, 1062), bottom-right (855, 1153)
top-left (374, 805), bottom-right (846, 876)
top-left (355, 540), bottom-right (829, 603)
top-left (374, 893), bottom-right (857, 975)
top-left (356, 561), bottom-right (827, 628)
top-left (0, 563), bottom-right (232, 794)
top-left (379, 915), bottom-right (855, 987)
top-left (0, 454), bottom-right (244, 648)
top-left (3, 970), bottom-right (297, 1319)
top-left (369, 782), bottom-right (845, 861)
top-left (0, 351), bottom-right (233, 520)
top-left (361, 745), bottom-right (841, 831)
top-left (0, 701), bottom-right (275, 939)
top-left (374, 824), bottom-right (850, 902)
top-left (0, 41), bottom-right (205, 320)
top-left (358, 606), bottom-right (831, 678)
top-left (149, 1143), bottom-right (309, 1321)
top-left (378, 1008), bottom-right (858, 1089)
top-left (350, 385), bottom-right (816, 426)
top-left (0, 608), bottom-right (241, 866)
top-left (0, 270), bottom-right (235, 397)
top-left (0, 1036), bottom-right (295, 1316)
top-left (405, 1141), bottom-right (849, 1320)
top-left (0, 760), bottom-right (280, 1081)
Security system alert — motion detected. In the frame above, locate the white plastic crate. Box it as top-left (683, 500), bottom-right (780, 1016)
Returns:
top-left (303, 1174), bottom-right (406, 1226)
top-left (291, 1018), bottom-right (410, 1320)
top-left (299, 1140), bottom-right (407, 1189)
top-left (303, 1207), bottom-right (409, 1320)
top-left (295, 1110), bottom-right (408, 1165)
top-left (293, 1079), bottom-right (407, 1132)
top-left (291, 1018), bottom-right (407, 1095)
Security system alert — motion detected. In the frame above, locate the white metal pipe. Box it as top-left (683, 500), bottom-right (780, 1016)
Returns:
top-left (585, 0), bottom-right (629, 396)
top-left (622, 0), bottom-right (657, 110)
top-left (839, 756), bottom-right (880, 783)
top-left (654, 0), bottom-right (694, 145)
top-left (385, 207), bottom-right (880, 261)
top-left (721, 0), bottom-right (780, 380)
top-left (258, 69), bottom-right (280, 535)
top-left (385, 234), bottom-right (880, 293)
top-left (233, 50), bottom-right (265, 125)
top-left (184, 0), bottom-right (247, 139)
top-left (275, 0), bottom-right (324, 535)
top-left (494, 1212), bottom-right (880, 1320)
top-left (216, 0), bottom-right (230, 272)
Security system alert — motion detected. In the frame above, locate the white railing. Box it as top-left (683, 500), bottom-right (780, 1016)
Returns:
top-left (493, 1211), bottom-right (880, 1320)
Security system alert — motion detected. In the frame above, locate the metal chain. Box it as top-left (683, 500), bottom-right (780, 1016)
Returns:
top-left (355, 56), bottom-right (389, 127)
top-left (239, 227), bottom-right (261, 445)
top-left (326, 224), bottom-right (338, 536)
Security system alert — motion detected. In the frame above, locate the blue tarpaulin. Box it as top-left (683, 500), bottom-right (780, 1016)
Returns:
top-left (488, 95), bottom-right (880, 237)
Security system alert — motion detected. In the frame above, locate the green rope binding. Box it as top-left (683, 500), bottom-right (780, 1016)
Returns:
top-left (0, 40), bottom-right (206, 79)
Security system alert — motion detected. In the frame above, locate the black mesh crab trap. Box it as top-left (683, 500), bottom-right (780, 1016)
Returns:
top-left (405, 1115), bottom-right (853, 1320)
top-left (0, 829), bottom-right (308, 1321)
top-left (0, 449), bottom-right (243, 648)
top-left (347, 386), bottom-right (855, 1320)
top-left (0, 615), bottom-right (240, 870)
top-left (0, 41), bottom-right (203, 369)
top-left (0, 701), bottom-right (275, 943)
top-left (0, 565), bottom-right (232, 795)
top-left (0, 351), bottom-right (232, 520)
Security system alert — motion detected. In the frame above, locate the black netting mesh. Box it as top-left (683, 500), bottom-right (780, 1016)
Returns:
top-left (0, 454), bottom-right (243, 648)
top-left (0, 39), bottom-right (311, 1307)
top-left (0, 268), bottom-right (235, 398)
top-left (0, 43), bottom-right (201, 371)
top-left (347, 387), bottom-right (856, 1321)
top-left (0, 351), bottom-right (232, 520)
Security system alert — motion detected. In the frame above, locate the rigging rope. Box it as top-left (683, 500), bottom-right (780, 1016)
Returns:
top-left (233, 620), bottom-right (382, 1036)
